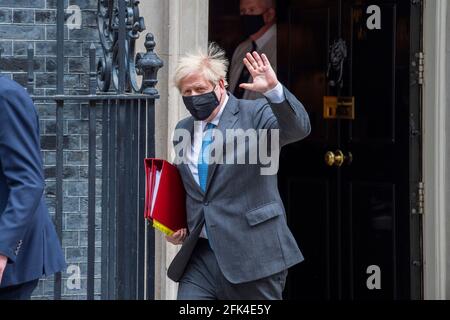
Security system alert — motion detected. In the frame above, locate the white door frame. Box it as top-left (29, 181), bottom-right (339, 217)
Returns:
top-left (422, 0), bottom-right (448, 300)
top-left (138, 0), bottom-right (210, 300)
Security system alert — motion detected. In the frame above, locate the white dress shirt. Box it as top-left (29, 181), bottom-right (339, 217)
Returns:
top-left (254, 24), bottom-right (277, 51)
top-left (188, 84), bottom-right (285, 238)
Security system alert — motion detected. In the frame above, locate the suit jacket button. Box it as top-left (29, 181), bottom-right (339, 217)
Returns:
top-left (204, 201), bottom-right (209, 206)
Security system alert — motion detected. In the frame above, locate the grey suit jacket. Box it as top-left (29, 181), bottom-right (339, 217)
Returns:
top-left (168, 87), bottom-right (311, 284)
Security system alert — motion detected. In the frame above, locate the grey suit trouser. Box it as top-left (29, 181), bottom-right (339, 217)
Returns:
top-left (177, 238), bottom-right (288, 300)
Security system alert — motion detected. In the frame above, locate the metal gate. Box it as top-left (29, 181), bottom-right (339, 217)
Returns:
top-left (0, 0), bottom-right (162, 300)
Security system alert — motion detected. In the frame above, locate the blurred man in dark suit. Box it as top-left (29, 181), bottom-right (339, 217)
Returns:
top-left (229, 0), bottom-right (277, 100)
top-left (0, 76), bottom-right (66, 300)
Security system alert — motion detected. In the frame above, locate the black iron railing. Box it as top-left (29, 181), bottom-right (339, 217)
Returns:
top-left (0, 0), bottom-right (163, 300)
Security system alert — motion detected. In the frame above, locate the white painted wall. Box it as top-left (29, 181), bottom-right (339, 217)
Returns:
top-left (136, 0), bottom-right (209, 300)
top-left (446, 0), bottom-right (450, 300)
top-left (423, 0), bottom-right (448, 300)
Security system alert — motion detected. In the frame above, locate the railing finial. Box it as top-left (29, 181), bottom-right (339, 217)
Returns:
top-left (136, 33), bottom-right (163, 97)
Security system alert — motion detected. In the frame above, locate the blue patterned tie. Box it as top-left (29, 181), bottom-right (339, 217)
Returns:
top-left (198, 122), bottom-right (216, 192)
top-left (198, 123), bottom-right (216, 247)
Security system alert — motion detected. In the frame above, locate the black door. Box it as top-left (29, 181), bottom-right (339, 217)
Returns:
top-left (277, 0), bottom-right (423, 300)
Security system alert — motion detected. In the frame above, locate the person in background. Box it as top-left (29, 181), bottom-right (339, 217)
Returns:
top-left (229, 0), bottom-right (277, 100)
top-left (0, 76), bottom-right (66, 300)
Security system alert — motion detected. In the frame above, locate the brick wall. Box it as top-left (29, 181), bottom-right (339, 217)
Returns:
top-left (0, 0), bottom-right (102, 300)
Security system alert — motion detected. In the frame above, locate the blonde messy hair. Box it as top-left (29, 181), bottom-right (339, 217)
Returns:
top-left (174, 42), bottom-right (229, 91)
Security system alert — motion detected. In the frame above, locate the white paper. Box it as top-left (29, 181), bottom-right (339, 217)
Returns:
top-left (150, 168), bottom-right (162, 217)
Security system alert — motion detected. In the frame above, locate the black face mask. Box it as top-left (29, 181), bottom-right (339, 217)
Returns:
top-left (182, 87), bottom-right (220, 121)
top-left (241, 13), bottom-right (266, 38)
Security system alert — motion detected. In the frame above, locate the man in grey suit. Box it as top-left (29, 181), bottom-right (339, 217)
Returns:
top-left (166, 43), bottom-right (311, 300)
top-left (229, 0), bottom-right (277, 100)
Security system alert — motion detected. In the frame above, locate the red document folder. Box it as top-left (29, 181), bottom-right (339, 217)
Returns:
top-left (144, 158), bottom-right (187, 236)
